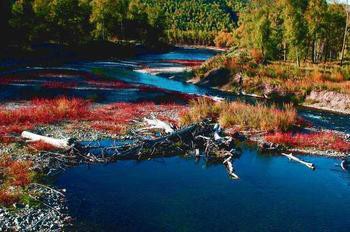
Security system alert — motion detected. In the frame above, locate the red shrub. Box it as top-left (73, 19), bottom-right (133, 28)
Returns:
top-left (0, 136), bottom-right (17, 144)
top-left (29, 141), bottom-right (56, 151)
top-left (0, 155), bottom-right (13, 168)
top-left (87, 102), bottom-right (155, 133)
top-left (0, 190), bottom-right (19, 207)
top-left (8, 161), bottom-right (33, 187)
top-left (90, 102), bottom-right (156, 123)
top-left (91, 122), bottom-right (124, 134)
top-left (88, 102), bottom-right (185, 134)
top-left (0, 97), bottom-right (90, 142)
top-left (0, 157), bottom-right (33, 206)
top-left (265, 132), bottom-right (350, 152)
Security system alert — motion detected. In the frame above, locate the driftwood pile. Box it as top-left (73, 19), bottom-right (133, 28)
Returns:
top-left (22, 119), bottom-right (242, 179)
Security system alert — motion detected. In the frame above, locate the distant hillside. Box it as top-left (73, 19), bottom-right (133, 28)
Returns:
top-left (142, 0), bottom-right (247, 45)
top-left (143, 0), bottom-right (244, 31)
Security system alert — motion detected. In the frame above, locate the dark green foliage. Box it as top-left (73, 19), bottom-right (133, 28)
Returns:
top-left (142, 0), bottom-right (245, 45)
top-left (1, 0), bottom-right (242, 48)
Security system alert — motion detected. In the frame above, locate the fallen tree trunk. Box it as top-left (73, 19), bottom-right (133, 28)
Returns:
top-left (21, 119), bottom-right (241, 179)
top-left (282, 153), bottom-right (315, 170)
top-left (21, 131), bottom-right (73, 150)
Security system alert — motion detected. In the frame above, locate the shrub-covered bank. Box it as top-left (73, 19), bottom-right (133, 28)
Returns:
top-left (191, 49), bottom-right (350, 113)
top-left (180, 98), bottom-right (350, 157)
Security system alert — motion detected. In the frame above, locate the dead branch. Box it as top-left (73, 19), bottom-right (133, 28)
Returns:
top-left (21, 131), bottom-right (73, 150)
top-left (282, 153), bottom-right (315, 170)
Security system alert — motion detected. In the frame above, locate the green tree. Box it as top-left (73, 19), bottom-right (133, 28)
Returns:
top-left (90, 0), bottom-right (128, 40)
top-left (282, 0), bottom-right (308, 66)
top-left (237, 0), bottom-right (282, 60)
top-left (305, 0), bottom-right (327, 63)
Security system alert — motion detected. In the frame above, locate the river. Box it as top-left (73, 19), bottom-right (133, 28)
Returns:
top-left (47, 48), bottom-right (350, 231)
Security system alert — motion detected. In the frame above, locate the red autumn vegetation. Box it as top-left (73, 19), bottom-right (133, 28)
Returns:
top-left (88, 102), bottom-right (185, 133)
top-left (0, 95), bottom-right (187, 143)
top-left (0, 191), bottom-right (20, 207)
top-left (0, 97), bottom-right (90, 143)
top-left (265, 132), bottom-right (350, 152)
top-left (0, 156), bottom-right (33, 187)
top-left (8, 161), bottom-right (33, 187)
top-left (0, 189), bottom-right (19, 206)
top-left (29, 141), bottom-right (57, 151)
top-left (0, 157), bottom-right (33, 206)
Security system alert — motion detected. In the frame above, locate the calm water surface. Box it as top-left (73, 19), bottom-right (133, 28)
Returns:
top-left (55, 48), bottom-right (350, 231)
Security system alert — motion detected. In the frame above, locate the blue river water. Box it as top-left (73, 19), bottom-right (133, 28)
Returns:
top-left (54, 48), bottom-right (350, 231)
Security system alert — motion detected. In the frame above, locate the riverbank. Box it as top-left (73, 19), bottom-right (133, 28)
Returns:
top-left (188, 48), bottom-right (350, 115)
top-left (180, 98), bottom-right (350, 158)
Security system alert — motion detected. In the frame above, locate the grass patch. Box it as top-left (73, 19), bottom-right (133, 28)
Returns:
top-left (180, 98), bottom-right (297, 132)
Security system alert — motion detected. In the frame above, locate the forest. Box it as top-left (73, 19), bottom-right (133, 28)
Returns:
top-left (0, 0), bottom-right (241, 49)
top-left (0, 0), bottom-right (349, 63)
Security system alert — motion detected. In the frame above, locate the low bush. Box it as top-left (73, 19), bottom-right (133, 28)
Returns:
top-left (0, 190), bottom-right (20, 207)
top-left (28, 141), bottom-right (57, 151)
top-left (0, 156), bottom-right (34, 206)
top-left (265, 132), bottom-right (350, 152)
top-left (180, 98), bottom-right (297, 132)
top-left (0, 97), bottom-right (90, 143)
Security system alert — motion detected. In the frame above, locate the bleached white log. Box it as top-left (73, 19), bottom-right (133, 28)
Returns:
top-left (21, 131), bottom-right (71, 150)
top-left (223, 157), bottom-right (239, 179)
top-left (144, 118), bottom-right (175, 134)
top-left (282, 153), bottom-right (315, 170)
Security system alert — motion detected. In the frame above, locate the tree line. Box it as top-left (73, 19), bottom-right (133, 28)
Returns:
top-left (1, 0), bottom-right (167, 48)
top-left (1, 0), bottom-right (348, 64)
top-left (1, 0), bottom-right (244, 48)
top-left (236, 0), bottom-right (349, 64)
top-left (142, 0), bottom-right (245, 45)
